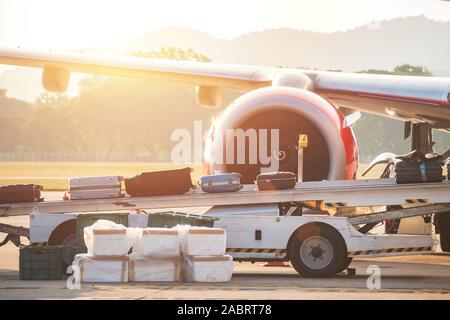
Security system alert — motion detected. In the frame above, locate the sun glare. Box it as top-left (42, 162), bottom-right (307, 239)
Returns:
top-left (1, 0), bottom-right (449, 50)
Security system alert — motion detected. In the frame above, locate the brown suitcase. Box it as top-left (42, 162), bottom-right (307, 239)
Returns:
top-left (125, 167), bottom-right (193, 197)
top-left (0, 184), bottom-right (43, 204)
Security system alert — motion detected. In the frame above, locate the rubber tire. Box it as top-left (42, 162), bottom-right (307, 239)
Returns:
top-left (439, 213), bottom-right (450, 252)
top-left (337, 257), bottom-right (353, 274)
top-left (288, 223), bottom-right (346, 278)
top-left (47, 219), bottom-right (77, 269)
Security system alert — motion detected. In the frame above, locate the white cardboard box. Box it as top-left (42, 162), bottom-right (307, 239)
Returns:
top-left (74, 254), bottom-right (128, 283)
top-left (133, 228), bottom-right (180, 257)
top-left (184, 255), bottom-right (233, 283)
top-left (178, 226), bottom-right (226, 256)
top-left (129, 254), bottom-right (181, 282)
top-left (84, 220), bottom-right (136, 256)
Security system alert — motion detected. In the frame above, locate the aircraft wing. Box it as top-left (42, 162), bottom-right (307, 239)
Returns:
top-left (0, 47), bottom-right (275, 91)
top-left (1, 47), bottom-right (450, 129)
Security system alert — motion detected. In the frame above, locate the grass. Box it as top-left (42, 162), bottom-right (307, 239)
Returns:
top-left (0, 161), bottom-right (417, 191)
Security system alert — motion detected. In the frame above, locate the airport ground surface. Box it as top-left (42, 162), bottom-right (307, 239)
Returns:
top-left (1, 205), bottom-right (449, 300)
top-left (1, 238), bottom-right (449, 300)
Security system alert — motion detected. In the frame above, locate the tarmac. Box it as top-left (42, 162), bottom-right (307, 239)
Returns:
top-left (0, 193), bottom-right (449, 300)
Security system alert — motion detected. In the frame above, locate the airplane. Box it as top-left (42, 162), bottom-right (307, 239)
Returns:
top-left (0, 47), bottom-right (449, 184)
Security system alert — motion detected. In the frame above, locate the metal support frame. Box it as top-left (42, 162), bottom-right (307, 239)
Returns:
top-left (411, 123), bottom-right (433, 154)
top-left (348, 203), bottom-right (450, 226)
top-left (0, 223), bottom-right (30, 248)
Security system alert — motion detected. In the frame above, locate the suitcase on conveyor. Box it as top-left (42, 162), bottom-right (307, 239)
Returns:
top-left (199, 173), bottom-right (243, 193)
top-left (447, 161), bottom-right (450, 181)
top-left (0, 184), bottom-right (43, 204)
top-left (68, 176), bottom-right (123, 200)
top-left (394, 151), bottom-right (444, 184)
top-left (255, 171), bottom-right (297, 191)
top-left (125, 167), bottom-right (193, 197)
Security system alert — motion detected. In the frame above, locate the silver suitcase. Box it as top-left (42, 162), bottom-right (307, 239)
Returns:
top-left (199, 173), bottom-right (243, 193)
top-left (69, 176), bottom-right (123, 200)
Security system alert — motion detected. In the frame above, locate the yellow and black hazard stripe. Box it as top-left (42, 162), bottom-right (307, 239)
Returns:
top-left (323, 202), bottom-right (348, 209)
top-left (348, 246), bottom-right (432, 257)
top-left (301, 201), bottom-right (349, 209)
top-left (405, 199), bottom-right (429, 205)
top-left (302, 200), bottom-right (321, 208)
top-left (226, 248), bottom-right (286, 254)
top-left (31, 242), bottom-right (47, 247)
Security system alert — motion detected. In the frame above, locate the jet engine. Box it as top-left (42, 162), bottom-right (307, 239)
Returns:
top-left (204, 86), bottom-right (358, 183)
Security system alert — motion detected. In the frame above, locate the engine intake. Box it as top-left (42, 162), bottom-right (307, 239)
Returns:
top-left (204, 87), bottom-right (356, 183)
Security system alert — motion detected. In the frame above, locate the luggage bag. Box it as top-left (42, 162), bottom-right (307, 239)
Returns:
top-left (125, 167), bottom-right (193, 197)
top-left (447, 161), bottom-right (450, 181)
top-left (255, 172), bottom-right (297, 191)
top-left (199, 173), bottom-right (242, 193)
top-left (69, 176), bottom-right (123, 200)
top-left (393, 151), bottom-right (444, 184)
top-left (0, 184), bottom-right (43, 204)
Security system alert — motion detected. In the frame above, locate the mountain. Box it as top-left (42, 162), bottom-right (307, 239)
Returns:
top-left (96, 15), bottom-right (450, 74)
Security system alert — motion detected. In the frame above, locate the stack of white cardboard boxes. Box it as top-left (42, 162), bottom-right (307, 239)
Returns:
top-left (73, 220), bottom-right (233, 283)
top-left (130, 228), bottom-right (181, 282)
top-left (178, 225), bottom-right (233, 282)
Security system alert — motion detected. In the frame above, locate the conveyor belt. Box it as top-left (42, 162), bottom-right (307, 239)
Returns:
top-left (1, 178), bottom-right (450, 216)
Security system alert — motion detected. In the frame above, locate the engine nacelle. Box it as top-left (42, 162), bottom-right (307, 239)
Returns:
top-left (42, 65), bottom-right (70, 92)
top-left (204, 87), bottom-right (358, 183)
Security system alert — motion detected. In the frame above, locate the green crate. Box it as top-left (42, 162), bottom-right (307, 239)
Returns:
top-left (148, 211), bottom-right (216, 228)
top-left (76, 213), bottom-right (128, 247)
top-left (20, 245), bottom-right (65, 280)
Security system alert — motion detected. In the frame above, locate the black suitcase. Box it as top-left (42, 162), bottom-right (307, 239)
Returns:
top-left (447, 161), bottom-right (450, 181)
top-left (0, 184), bottom-right (43, 204)
top-left (125, 167), bottom-right (193, 197)
top-left (256, 172), bottom-right (297, 191)
top-left (394, 154), bottom-right (444, 184)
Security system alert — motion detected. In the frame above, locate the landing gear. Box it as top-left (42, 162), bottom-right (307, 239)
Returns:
top-left (409, 123), bottom-right (433, 154)
top-left (406, 123), bottom-right (450, 252)
top-left (437, 213), bottom-right (450, 252)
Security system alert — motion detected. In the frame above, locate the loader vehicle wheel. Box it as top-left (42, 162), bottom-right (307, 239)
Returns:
top-left (48, 219), bottom-right (77, 268)
top-left (439, 213), bottom-right (450, 252)
top-left (337, 257), bottom-right (353, 274)
top-left (288, 223), bottom-right (346, 278)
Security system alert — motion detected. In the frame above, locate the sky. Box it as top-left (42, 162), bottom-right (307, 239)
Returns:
top-left (0, 0), bottom-right (450, 50)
